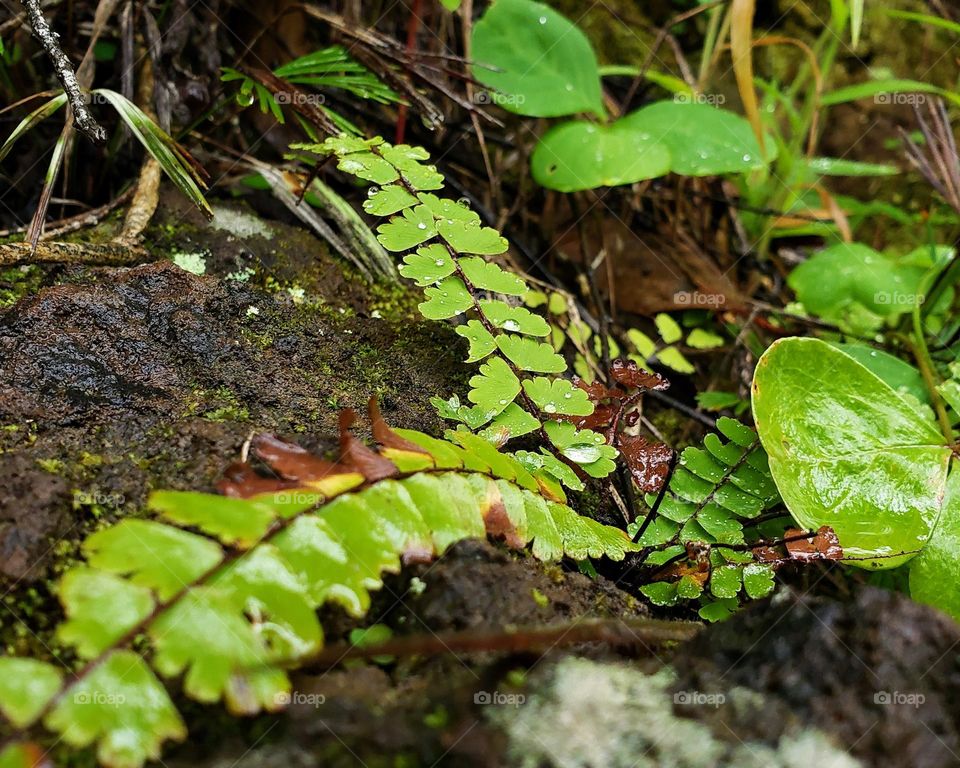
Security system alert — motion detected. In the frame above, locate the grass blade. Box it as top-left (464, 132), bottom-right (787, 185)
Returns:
top-left (92, 89), bottom-right (212, 219)
top-left (0, 93), bottom-right (68, 163)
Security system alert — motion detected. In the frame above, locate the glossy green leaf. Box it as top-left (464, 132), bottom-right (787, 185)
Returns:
top-left (57, 569), bottom-right (154, 659)
top-left (788, 243), bottom-right (927, 333)
top-left (149, 492), bottom-right (275, 548)
top-left (516, 449), bottom-right (585, 492)
top-left (456, 320), bottom-right (497, 362)
top-left (0, 658), bottom-right (62, 728)
top-left (480, 403), bottom-right (541, 442)
top-left (710, 565), bottom-right (742, 599)
top-left (831, 343), bottom-right (930, 405)
top-left (640, 582), bottom-right (679, 606)
top-left (620, 100), bottom-right (776, 175)
top-left (210, 545), bottom-right (323, 660)
top-left (418, 192), bottom-right (480, 225)
top-left (480, 300), bottom-right (551, 336)
top-left (531, 119), bottom-right (671, 192)
top-left (150, 587), bottom-right (288, 711)
top-left (419, 276), bottom-right (474, 319)
top-left (753, 338), bottom-right (951, 566)
top-left (468, 356), bottom-right (522, 418)
top-left (376, 205), bottom-right (437, 252)
top-left (363, 184), bottom-right (418, 216)
top-left (45, 651), bottom-right (186, 768)
top-left (496, 334), bottom-right (566, 373)
top-left (459, 257), bottom-right (526, 295)
top-left (523, 377), bottom-right (594, 416)
top-left (741, 564), bottom-right (775, 598)
top-left (909, 464), bottom-right (960, 621)
top-left (380, 144), bottom-right (444, 190)
top-left (83, 520), bottom-right (223, 601)
top-left (437, 220), bottom-right (508, 255)
top-left (471, 0), bottom-right (605, 118)
top-left (398, 244), bottom-right (456, 286)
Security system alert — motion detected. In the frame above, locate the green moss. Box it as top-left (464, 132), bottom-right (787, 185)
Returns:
top-left (0, 265), bottom-right (44, 308)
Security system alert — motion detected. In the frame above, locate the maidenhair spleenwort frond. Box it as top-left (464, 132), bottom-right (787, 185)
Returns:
top-left (295, 134), bottom-right (615, 488)
top-left (629, 418), bottom-right (801, 621)
top-left (0, 404), bottom-right (638, 768)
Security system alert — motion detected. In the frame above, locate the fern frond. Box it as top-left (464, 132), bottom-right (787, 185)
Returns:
top-left (630, 418), bottom-right (786, 619)
top-left (0, 404), bottom-right (637, 768)
top-left (296, 134), bottom-right (614, 485)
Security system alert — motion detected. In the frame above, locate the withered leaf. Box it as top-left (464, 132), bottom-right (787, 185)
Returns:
top-left (619, 435), bottom-right (674, 493)
top-left (574, 377), bottom-right (625, 402)
top-left (610, 359), bottom-right (670, 391)
top-left (217, 461), bottom-right (299, 498)
top-left (251, 433), bottom-right (343, 482)
top-left (785, 526), bottom-right (843, 562)
top-left (368, 397), bottom-right (430, 455)
top-left (339, 409), bottom-right (399, 482)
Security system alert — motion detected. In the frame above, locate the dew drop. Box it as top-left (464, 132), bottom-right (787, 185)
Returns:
top-left (539, 15), bottom-right (547, 23)
top-left (435, 259), bottom-right (445, 266)
top-left (499, 399), bottom-right (508, 405)
top-left (564, 393), bottom-right (572, 399)
top-left (503, 320), bottom-right (521, 332)
top-left (417, 222), bottom-right (427, 230)
top-left (545, 403), bottom-right (557, 413)
top-left (742, 154), bottom-right (752, 162)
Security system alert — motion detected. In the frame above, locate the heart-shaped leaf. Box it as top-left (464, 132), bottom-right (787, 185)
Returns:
top-left (531, 119), bottom-right (671, 192)
top-left (910, 463), bottom-right (960, 620)
top-left (471, 0), bottom-right (605, 119)
top-left (753, 338), bottom-right (951, 567)
top-left (619, 100), bottom-right (776, 176)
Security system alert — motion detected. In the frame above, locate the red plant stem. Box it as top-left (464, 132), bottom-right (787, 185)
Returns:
top-left (395, 0), bottom-right (424, 144)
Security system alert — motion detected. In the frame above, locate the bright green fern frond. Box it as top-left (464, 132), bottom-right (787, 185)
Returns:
top-left (294, 134), bottom-right (610, 485)
top-left (0, 411), bottom-right (637, 768)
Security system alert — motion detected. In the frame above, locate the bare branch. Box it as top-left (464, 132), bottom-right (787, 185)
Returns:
top-left (19, 0), bottom-right (107, 144)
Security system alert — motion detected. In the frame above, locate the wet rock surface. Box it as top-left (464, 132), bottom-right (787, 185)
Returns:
top-left (0, 199), bottom-right (468, 583)
top-left (671, 587), bottom-right (960, 768)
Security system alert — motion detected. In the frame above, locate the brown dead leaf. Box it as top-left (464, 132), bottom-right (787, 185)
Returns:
top-left (619, 435), bottom-right (674, 494)
top-left (785, 526), bottom-right (843, 562)
top-left (610, 359), bottom-right (670, 391)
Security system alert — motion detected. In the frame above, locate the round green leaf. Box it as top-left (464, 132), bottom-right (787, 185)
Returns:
top-left (619, 100), bottom-right (776, 176)
top-left (471, 0), bottom-right (605, 118)
top-left (752, 338), bottom-right (951, 567)
top-left (531, 120), bottom-right (671, 192)
top-left (910, 463), bottom-right (960, 621)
